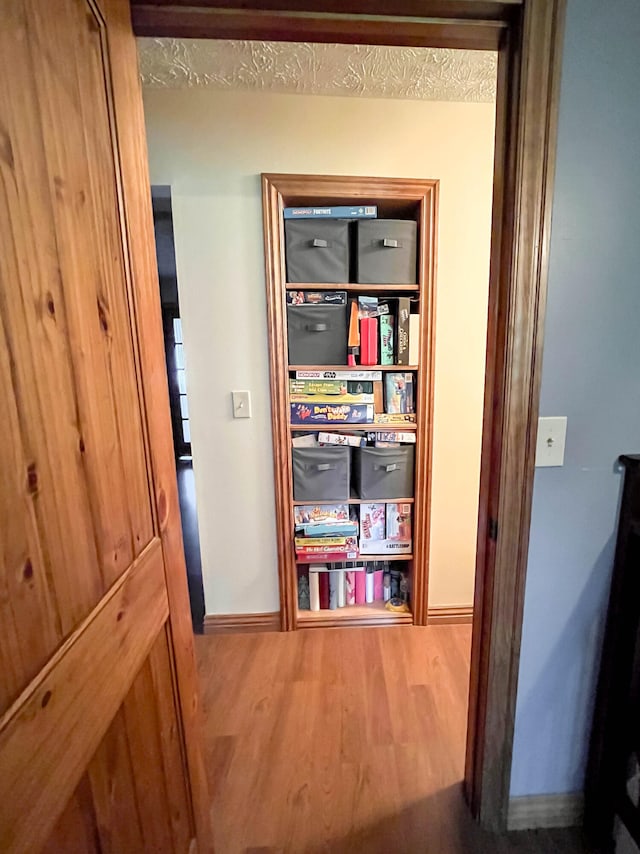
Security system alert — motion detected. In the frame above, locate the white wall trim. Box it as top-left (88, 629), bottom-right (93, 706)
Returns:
top-left (507, 793), bottom-right (584, 831)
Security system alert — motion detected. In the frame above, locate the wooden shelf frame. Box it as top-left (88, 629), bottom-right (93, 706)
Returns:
top-left (293, 497), bottom-right (415, 506)
top-left (285, 282), bottom-right (419, 293)
top-left (262, 174), bottom-right (437, 631)
top-left (288, 364), bottom-right (419, 372)
top-left (297, 600), bottom-right (413, 629)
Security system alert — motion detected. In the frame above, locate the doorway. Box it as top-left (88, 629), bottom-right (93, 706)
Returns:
top-left (151, 186), bottom-right (206, 632)
top-left (132, 0), bottom-right (566, 834)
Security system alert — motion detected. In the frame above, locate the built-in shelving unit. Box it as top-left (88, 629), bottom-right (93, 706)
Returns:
top-left (262, 174), bottom-right (438, 630)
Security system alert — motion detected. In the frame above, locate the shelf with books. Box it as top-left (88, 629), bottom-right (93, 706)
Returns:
top-left (297, 600), bottom-right (413, 628)
top-left (263, 174), bottom-right (438, 631)
top-left (285, 282), bottom-right (420, 293)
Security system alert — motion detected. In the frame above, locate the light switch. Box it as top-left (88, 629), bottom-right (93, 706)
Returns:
top-left (232, 390), bottom-right (252, 419)
top-left (535, 416), bottom-right (567, 467)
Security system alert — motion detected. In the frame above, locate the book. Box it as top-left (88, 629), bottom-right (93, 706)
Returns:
top-left (348, 299), bottom-right (360, 365)
top-left (365, 569), bottom-right (375, 603)
top-left (360, 503), bottom-right (386, 542)
top-left (374, 569), bottom-right (384, 601)
top-left (296, 542), bottom-right (358, 554)
top-left (355, 571), bottom-right (366, 604)
top-left (298, 522), bottom-right (358, 537)
top-left (328, 572), bottom-right (338, 609)
top-left (286, 290), bottom-right (347, 305)
top-left (366, 431), bottom-right (416, 444)
top-left (298, 567), bottom-right (310, 610)
top-left (373, 413), bottom-right (417, 425)
top-left (290, 402), bottom-right (374, 425)
top-left (296, 550), bottom-right (359, 563)
top-left (386, 503), bottom-right (412, 542)
top-left (359, 539), bottom-right (412, 555)
top-left (337, 569), bottom-right (346, 607)
top-left (294, 504), bottom-right (350, 529)
top-left (295, 536), bottom-right (357, 548)
top-left (396, 297), bottom-right (411, 365)
top-left (290, 392), bottom-right (374, 404)
top-left (384, 372), bottom-right (415, 414)
top-left (319, 572), bottom-right (329, 609)
top-left (409, 314), bottom-right (420, 365)
top-left (318, 431), bottom-right (366, 448)
top-left (309, 571), bottom-right (320, 610)
top-left (360, 316), bottom-right (378, 366)
top-left (345, 571), bottom-right (356, 605)
top-left (296, 369), bottom-right (382, 381)
top-left (379, 313), bottom-right (394, 365)
top-left (290, 379), bottom-right (373, 396)
top-left (284, 205), bottom-right (377, 219)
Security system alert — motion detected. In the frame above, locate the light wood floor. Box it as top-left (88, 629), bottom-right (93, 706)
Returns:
top-left (195, 625), bottom-right (593, 854)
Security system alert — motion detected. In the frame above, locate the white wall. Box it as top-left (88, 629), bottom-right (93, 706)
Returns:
top-left (142, 87), bottom-right (495, 614)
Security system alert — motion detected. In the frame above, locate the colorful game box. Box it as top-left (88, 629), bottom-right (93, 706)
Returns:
top-left (386, 503), bottom-right (412, 542)
top-left (359, 503), bottom-right (386, 542)
top-left (290, 402), bottom-right (374, 425)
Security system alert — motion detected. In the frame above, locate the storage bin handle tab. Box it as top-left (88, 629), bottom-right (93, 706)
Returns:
top-left (382, 463), bottom-right (400, 472)
top-left (305, 322), bottom-right (328, 333)
top-left (315, 463), bottom-right (335, 472)
top-left (382, 238), bottom-right (401, 249)
top-left (312, 238), bottom-right (329, 248)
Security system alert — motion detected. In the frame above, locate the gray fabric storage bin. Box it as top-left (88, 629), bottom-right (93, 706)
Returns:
top-left (285, 220), bottom-right (350, 283)
top-left (356, 219), bottom-right (418, 284)
top-left (353, 446), bottom-right (415, 499)
top-left (287, 303), bottom-right (347, 365)
top-left (292, 446), bottom-right (351, 501)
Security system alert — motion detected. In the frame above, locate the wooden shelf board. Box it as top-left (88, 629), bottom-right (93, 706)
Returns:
top-left (297, 600), bottom-right (413, 628)
top-left (285, 282), bottom-right (419, 292)
top-left (289, 422), bottom-right (417, 432)
top-left (289, 365), bottom-right (419, 372)
top-left (295, 553), bottom-right (413, 562)
top-left (293, 497), bottom-right (415, 506)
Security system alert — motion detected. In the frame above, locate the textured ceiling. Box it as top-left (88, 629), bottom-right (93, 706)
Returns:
top-left (138, 38), bottom-right (497, 103)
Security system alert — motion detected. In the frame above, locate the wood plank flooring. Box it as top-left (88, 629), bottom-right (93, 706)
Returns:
top-left (195, 625), bottom-right (593, 854)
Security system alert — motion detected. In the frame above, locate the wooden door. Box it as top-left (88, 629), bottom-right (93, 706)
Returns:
top-left (0, 1), bottom-right (211, 852)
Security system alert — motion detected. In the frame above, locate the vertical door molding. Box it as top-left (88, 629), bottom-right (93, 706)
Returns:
top-left (102, 0), bottom-right (213, 849)
top-left (465, 0), bottom-right (567, 830)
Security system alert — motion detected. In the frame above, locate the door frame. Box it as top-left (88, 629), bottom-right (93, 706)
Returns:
top-left (130, 0), bottom-right (566, 832)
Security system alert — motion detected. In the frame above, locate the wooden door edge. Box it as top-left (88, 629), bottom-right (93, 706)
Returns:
top-left (465, 0), bottom-right (568, 832)
top-left (103, 1), bottom-right (214, 850)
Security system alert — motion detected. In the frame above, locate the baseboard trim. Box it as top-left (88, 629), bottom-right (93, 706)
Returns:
top-left (507, 793), bottom-right (584, 831)
top-left (203, 606), bottom-right (473, 632)
top-left (427, 605), bottom-right (473, 625)
top-left (203, 612), bottom-right (280, 634)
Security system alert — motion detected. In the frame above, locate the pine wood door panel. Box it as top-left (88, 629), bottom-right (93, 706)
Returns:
top-left (0, 0), bottom-right (210, 849)
top-left (41, 777), bottom-right (102, 854)
top-left (44, 631), bottom-right (193, 854)
top-left (0, 540), bottom-right (167, 853)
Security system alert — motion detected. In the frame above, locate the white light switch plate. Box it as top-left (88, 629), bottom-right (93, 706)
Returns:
top-left (535, 416), bottom-right (567, 467)
top-left (232, 390), bottom-right (252, 419)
